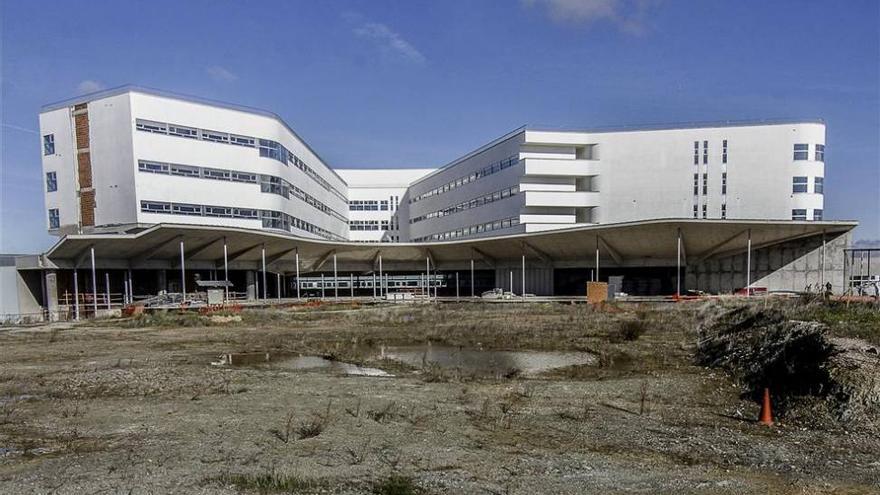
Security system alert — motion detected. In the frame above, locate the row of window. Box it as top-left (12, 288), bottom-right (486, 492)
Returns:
top-left (694, 140), bottom-right (728, 165)
top-left (692, 203), bottom-right (727, 219)
top-left (349, 200), bottom-right (389, 211)
top-left (134, 119), bottom-right (346, 203)
top-left (349, 220), bottom-right (391, 231)
top-left (139, 200), bottom-right (345, 241)
top-left (792, 176), bottom-right (824, 194)
top-left (410, 185), bottom-right (520, 224)
top-left (792, 209), bottom-right (823, 221)
top-left (692, 171), bottom-right (730, 196)
top-left (137, 160), bottom-right (347, 223)
top-left (410, 155), bottom-right (520, 204)
top-left (412, 216), bottom-right (521, 243)
top-left (793, 143), bottom-right (824, 162)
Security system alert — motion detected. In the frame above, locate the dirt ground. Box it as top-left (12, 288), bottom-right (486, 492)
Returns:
top-left (0, 300), bottom-right (878, 494)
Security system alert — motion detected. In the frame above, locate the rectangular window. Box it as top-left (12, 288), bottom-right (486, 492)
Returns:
top-left (693, 173), bottom-right (699, 195)
top-left (703, 140), bottom-right (708, 164)
top-left (135, 120), bottom-right (167, 134)
top-left (702, 204), bottom-right (707, 219)
top-left (138, 160), bottom-right (169, 174)
top-left (141, 201), bottom-right (171, 213)
top-left (693, 204), bottom-right (698, 218)
top-left (702, 173), bottom-right (708, 195)
top-left (815, 144), bottom-right (825, 162)
top-left (792, 209), bottom-right (807, 220)
top-left (43, 134), bottom-right (55, 155)
top-left (258, 139), bottom-right (281, 160)
top-left (172, 203), bottom-right (203, 216)
top-left (231, 171), bottom-right (257, 183)
top-left (722, 139), bottom-right (728, 164)
top-left (380, 200), bottom-right (389, 211)
top-left (204, 205), bottom-right (233, 217)
top-left (46, 171), bottom-right (57, 192)
top-left (813, 209), bottom-right (823, 221)
top-left (229, 135), bottom-right (256, 147)
top-left (203, 168), bottom-right (231, 181)
top-left (792, 176), bottom-right (808, 193)
top-left (793, 143), bottom-right (809, 161)
top-left (234, 208), bottom-right (258, 219)
top-left (721, 204), bottom-right (727, 219)
top-left (721, 172), bottom-right (727, 195)
top-left (814, 176), bottom-right (824, 194)
top-left (170, 164), bottom-right (200, 177)
top-left (201, 130), bottom-right (229, 144)
top-left (168, 124), bottom-right (198, 139)
top-left (48, 208), bottom-right (59, 229)
top-left (693, 141), bottom-right (699, 165)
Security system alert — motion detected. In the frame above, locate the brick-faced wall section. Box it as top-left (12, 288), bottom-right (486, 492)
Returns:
top-left (77, 151), bottom-right (92, 189)
top-left (72, 104), bottom-right (95, 227)
top-left (80, 190), bottom-right (95, 227)
top-left (74, 113), bottom-right (89, 150)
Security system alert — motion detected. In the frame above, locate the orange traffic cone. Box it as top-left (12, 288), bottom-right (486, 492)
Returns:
top-left (758, 387), bottom-right (773, 426)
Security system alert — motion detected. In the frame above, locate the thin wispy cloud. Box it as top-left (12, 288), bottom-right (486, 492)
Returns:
top-left (76, 80), bottom-right (105, 94)
top-left (523, 0), bottom-right (660, 35)
top-left (206, 65), bottom-right (238, 83)
top-left (353, 22), bottom-right (426, 64)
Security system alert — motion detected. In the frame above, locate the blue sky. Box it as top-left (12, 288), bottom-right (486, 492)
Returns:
top-left (1, 0), bottom-right (878, 252)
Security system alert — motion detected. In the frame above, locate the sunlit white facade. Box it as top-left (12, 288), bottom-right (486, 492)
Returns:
top-left (40, 86), bottom-right (826, 244)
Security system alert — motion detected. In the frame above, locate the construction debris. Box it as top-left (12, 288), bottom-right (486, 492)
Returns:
top-left (696, 305), bottom-right (880, 423)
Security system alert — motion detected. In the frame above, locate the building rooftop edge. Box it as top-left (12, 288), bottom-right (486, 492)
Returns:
top-left (40, 85), bottom-right (349, 187)
top-left (526, 118), bottom-right (825, 134)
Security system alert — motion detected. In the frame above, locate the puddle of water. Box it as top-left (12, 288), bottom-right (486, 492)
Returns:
top-left (211, 352), bottom-right (392, 377)
top-left (274, 355), bottom-right (392, 377)
top-left (377, 344), bottom-right (595, 376)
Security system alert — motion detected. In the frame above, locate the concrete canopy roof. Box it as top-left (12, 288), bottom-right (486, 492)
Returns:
top-left (42, 219), bottom-right (856, 273)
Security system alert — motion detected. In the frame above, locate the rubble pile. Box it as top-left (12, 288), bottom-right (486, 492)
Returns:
top-left (696, 305), bottom-right (880, 423)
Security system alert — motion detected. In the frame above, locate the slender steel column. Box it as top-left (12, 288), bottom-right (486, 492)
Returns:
top-left (595, 237), bottom-right (600, 282)
top-left (105, 272), bottom-right (111, 309)
top-left (378, 255), bottom-right (384, 298)
top-left (350, 273), bottom-right (354, 298)
top-left (426, 257), bottom-right (430, 299)
top-left (676, 228), bottom-right (682, 297)
top-left (745, 228), bottom-right (752, 296)
top-left (73, 269), bottom-right (80, 321)
top-left (127, 268), bottom-right (133, 303)
top-left (179, 240), bottom-right (186, 302)
top-left (509, 271), bottom-right (513, 295)
top-left (372, 273), bottom-right (377, 298)
top-left (261, 245), bottom-right (267, 301)
top-left (276, 272), bottom-right (281, 300)
top-left (456, 272), bottom-right (459, 300)
top-left (90, 247), bottom-right (98, 315)
top-left (333, 254), bottom-right (339, 301)
top-left (295, 250), bottom-right (301, 300)
top-left (223, 237), bottom-right (229, 301)
top-left (521, 254), bottom-right (526, 302)
top-left (470, 259), bottom-right (474, 298)
top-left (320, 273), bottom-right (325, 299)
top-left (821, 231), bottom-right (826, 287)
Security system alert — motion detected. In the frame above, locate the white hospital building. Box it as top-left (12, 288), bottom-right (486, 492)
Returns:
top-left (2, 86), bottom-right (860, 320)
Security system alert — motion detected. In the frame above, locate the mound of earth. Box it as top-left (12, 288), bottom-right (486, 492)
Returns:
top-left (696, 305), bottom-right (880, 424)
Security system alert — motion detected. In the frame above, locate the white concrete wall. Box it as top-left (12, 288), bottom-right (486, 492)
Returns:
top-left (40, 87), bottom-right (828, 245)
top-left (336, 168), bottom-right (432, 242)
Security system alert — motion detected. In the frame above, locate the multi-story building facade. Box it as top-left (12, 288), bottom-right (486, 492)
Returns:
top-left (40, 86), bottom-right (826, 244)
top-left (336, 168), bottom-right (432, 243)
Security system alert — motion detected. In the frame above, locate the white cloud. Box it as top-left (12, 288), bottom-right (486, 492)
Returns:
top-left (353, 22), bottom-right (426, 64)
top-left (523, 0), bottom-right (659, 34)
top-left (76, 80), bottom-right (105, 94)
top-left (206, 65), bottom-right (238, 83)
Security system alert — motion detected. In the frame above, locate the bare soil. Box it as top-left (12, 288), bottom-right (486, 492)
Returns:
top-left (0, 301), bottom-right (878, 494)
